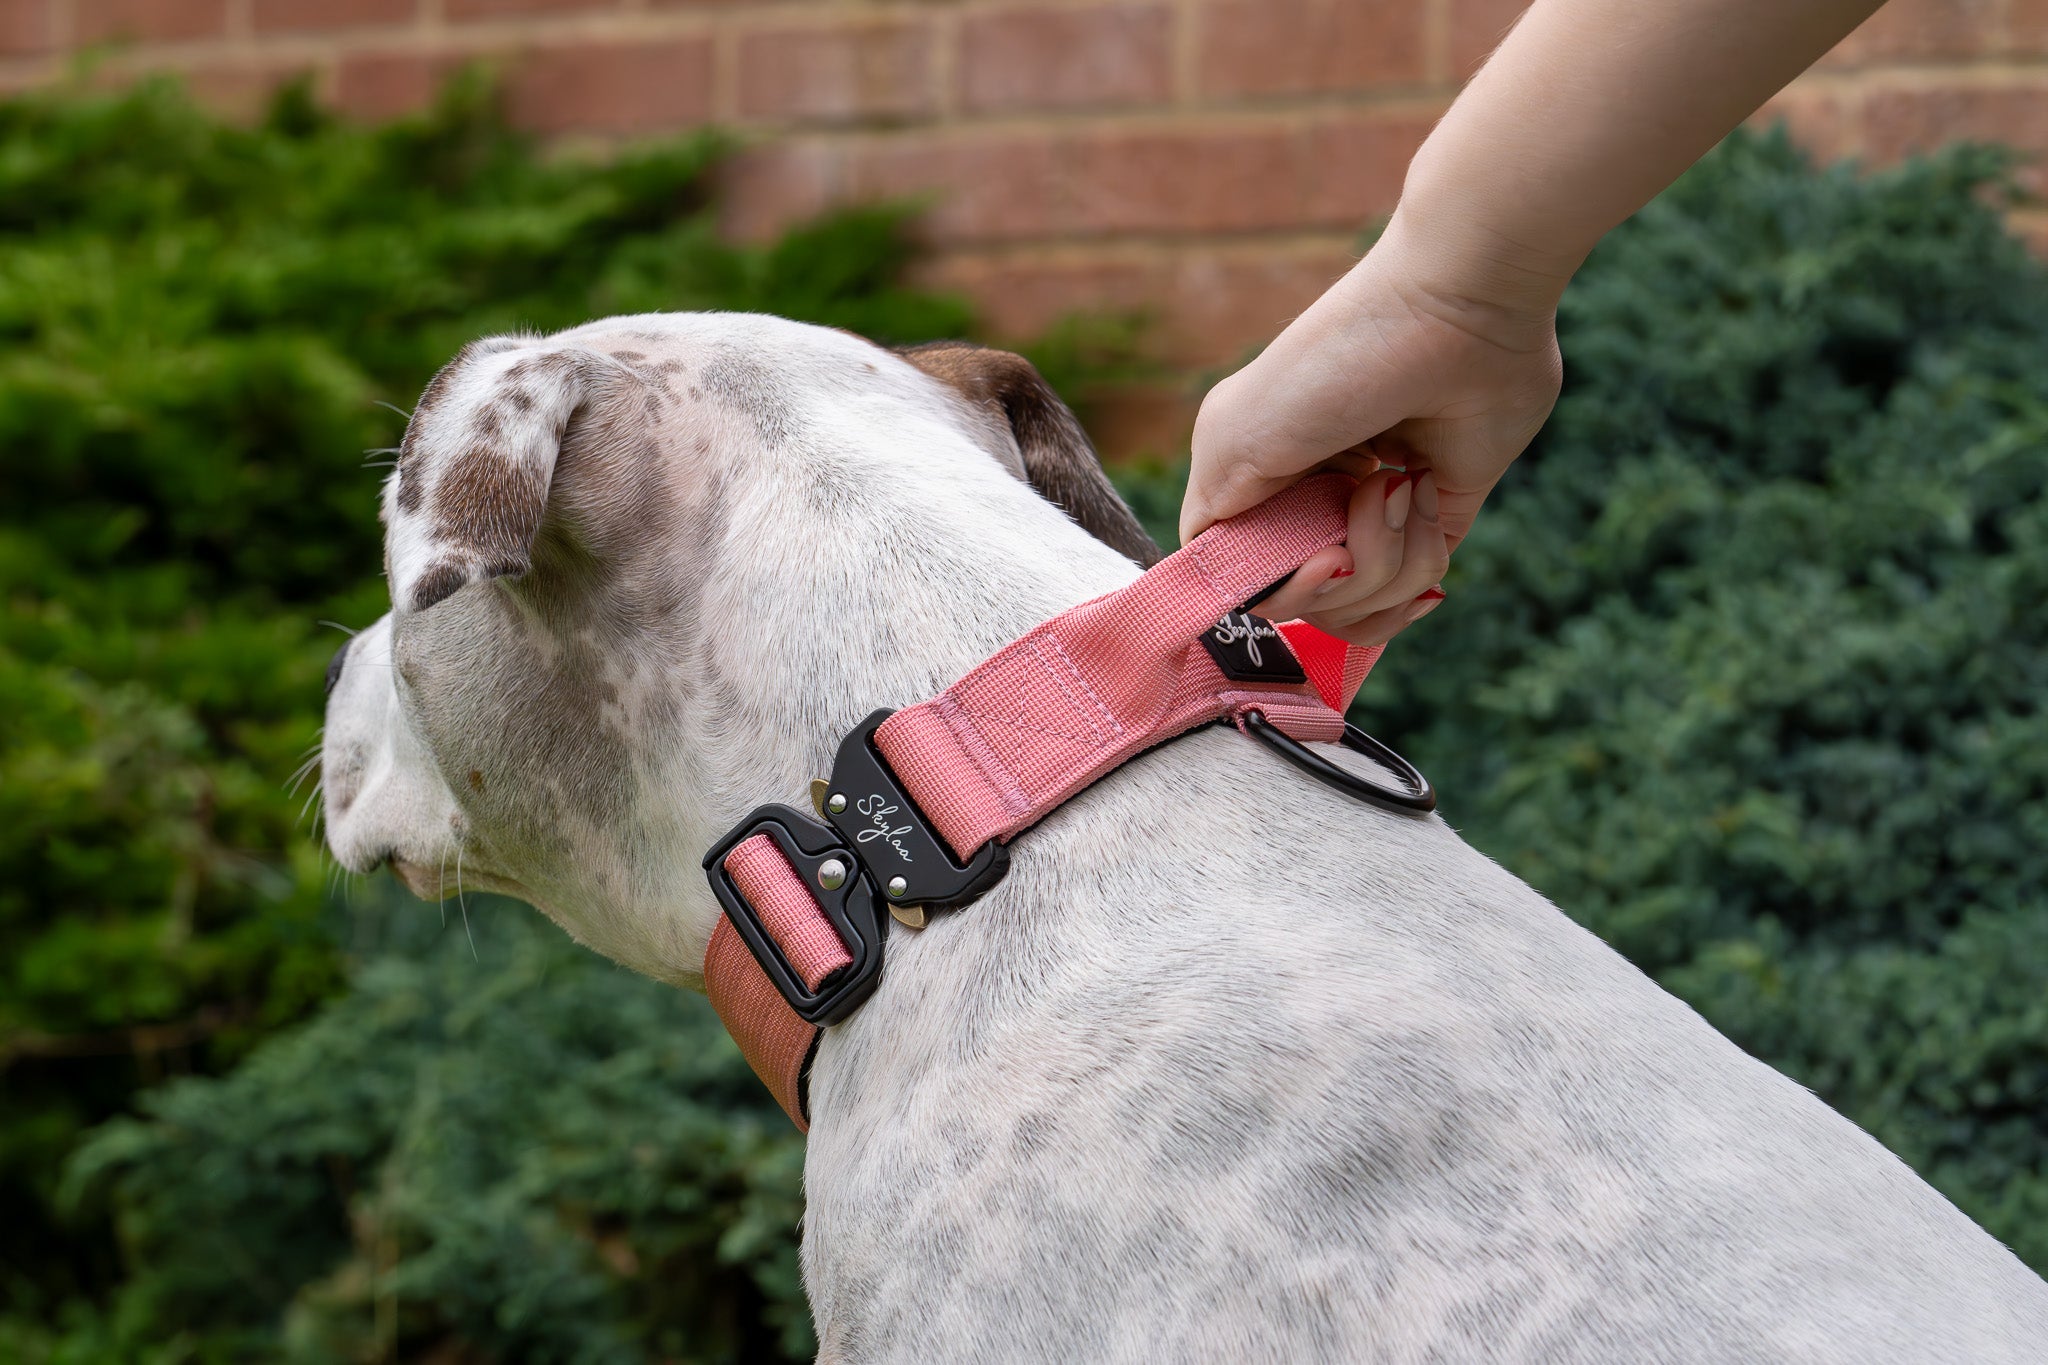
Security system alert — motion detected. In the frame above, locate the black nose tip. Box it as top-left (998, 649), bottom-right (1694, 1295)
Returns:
top-left (325, 638), bottom-right (353, 697)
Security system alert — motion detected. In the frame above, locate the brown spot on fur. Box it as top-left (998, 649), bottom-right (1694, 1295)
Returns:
top-left (468, 769), bottom-right (485, 793)
top-left (475, 406), bottom-right (503, 439)
top-left (411, 559), bottom-right (469, 613)
top-left (507, 390), bottom-right (535, 413)
top-left (431, 443), bottom-right (548, 566)
top-left (396, 466), bottom-right (423, 514)
top-left (609, 350), bottom-right (646, 362)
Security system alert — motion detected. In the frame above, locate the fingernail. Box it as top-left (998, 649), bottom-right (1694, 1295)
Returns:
top-left (1417, 584), bottom-right (1446, 603)
top-left (1413, 474), bottom-right (1439, 524)
top-left (1384, 475), bottom-right (1413, 532)
top-left (1406, 593), bottom-right (1444, 621)
top-left (1314, 572), bottom-right (1352, 598)
top-left (1329, 568), bottom-right (1356, 580)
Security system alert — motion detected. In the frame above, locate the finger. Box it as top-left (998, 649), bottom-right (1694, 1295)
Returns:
top-left (1315, 471), bottom-right (1450, 624)
top-left (1241, 466), bottom-right (1402, 621)
top-left (1246, 543), bottom-right (1353, 623)
top-left (1317, 445), bottom-right (1381, 482)
top-left (1290, 469), bottom-right (1415, 622)
top-left (1305, 586), bottom-right (1446, 647)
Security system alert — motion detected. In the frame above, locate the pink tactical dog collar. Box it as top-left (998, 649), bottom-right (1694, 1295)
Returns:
top-left (701, 474), bottom-right (1426, 1129)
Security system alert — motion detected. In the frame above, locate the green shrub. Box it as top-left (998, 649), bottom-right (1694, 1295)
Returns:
top-left (0, 73), bottom-right (977, 1356)
top-left (64, 887), bottom-right (809, 1365)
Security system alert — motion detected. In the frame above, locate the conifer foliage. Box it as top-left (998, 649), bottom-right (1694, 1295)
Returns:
top-left (0, 75), bottom-right (966, 1361)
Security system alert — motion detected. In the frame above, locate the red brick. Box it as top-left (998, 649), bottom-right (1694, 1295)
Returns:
top-left (447, 0), bottom-right (618, 19)
top-left (506, 37), bottom-right (714, 136)
top-left (718, 138), bottom-right (851, 242)
top-left (1066, 124), bottom-right (1305, 236)
top-left (1301, 110), bottom-right (1435, 226)
top-left (959, 5), bottom-right (1172, 114)
top-left (2007, 208), bottom-right (2048, 255)
top-left (929, 242), bottom-right (1358, 365)
top-left (75, 0), bottom-right (227, 44)
top-left (1446, 0), bottom-right (1529, 80)
top-left (335, 48), bottom-right (480, 121)
top-left (253, 0), bottom-right (414, 32)
top-left (1753, 88), bottom-right (1856, 165)
top-left (1083, 382), bottom-right (1197, 461)
top-left (1198, 0), bottom-right (1426, 100)
top-left (1163, 246), bottom-right (1356, 360)
top-left (849, 131), bottom-right (1065, 245)
top-left (916, 251), bottom-right (1165, 341)
top-left (1863, 85), bottom-right (2048, 194)
top-left (0, 1), bottom-right (52, 56)
top-left (2009, 0), bottom-right (2048, 55)
top-left (737, 19), bottom-right (934, 125)
top-left (181, 59), bottom-right (316, 120)
top-left (1820, 0), bottom-right (1998, 68)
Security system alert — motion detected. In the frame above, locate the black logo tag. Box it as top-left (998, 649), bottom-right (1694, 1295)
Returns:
top-left (1201, 611), bottom-right (1306, 684)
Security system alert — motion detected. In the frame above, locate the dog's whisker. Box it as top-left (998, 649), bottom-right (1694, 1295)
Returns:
top-left (286, 751), bottom-right (322, 797)
top-left (371, 400), bottom-right (413, 421)
top-left (299, 778), bottom-right (325, 830)
top-left (316, 621), bottom-right (359, 639)
top-left (456, 847), bottom-right (477, 963)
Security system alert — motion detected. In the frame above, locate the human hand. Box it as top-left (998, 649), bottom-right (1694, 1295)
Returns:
top-left (1185, 215), bottom-right (1564, 645)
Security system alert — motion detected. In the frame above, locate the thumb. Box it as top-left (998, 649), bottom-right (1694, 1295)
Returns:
top-left (1179, 458), bottom-right (1297, 546)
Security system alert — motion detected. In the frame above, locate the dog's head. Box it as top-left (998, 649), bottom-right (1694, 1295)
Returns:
top-left (322, 314), bottom-right (1156, 985)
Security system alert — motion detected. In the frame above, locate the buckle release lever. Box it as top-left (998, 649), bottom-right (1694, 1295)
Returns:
top-left (817, 709), bottom-right (1009, 912)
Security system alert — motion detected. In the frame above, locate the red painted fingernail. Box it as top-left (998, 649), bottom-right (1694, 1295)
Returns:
top-left (1329, 568), bottom-right (1355, 580)
top-left (1383, 472), bottom-right (1408, 497)
top-left (1417, 585), bottom-right (1446, 602)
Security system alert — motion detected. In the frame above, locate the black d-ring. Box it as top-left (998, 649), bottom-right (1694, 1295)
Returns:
top-left (1240, 710), bottom-right (1437, 815)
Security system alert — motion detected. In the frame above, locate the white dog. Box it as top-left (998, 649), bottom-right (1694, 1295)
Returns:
top-left (323, 312), bottom-right (2048, 1362)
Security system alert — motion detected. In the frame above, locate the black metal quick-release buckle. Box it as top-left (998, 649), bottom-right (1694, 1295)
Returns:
top-left (702, 805), bottom-right (884, 1026)
top-left (701, 709), bottom-right (1010, 1025)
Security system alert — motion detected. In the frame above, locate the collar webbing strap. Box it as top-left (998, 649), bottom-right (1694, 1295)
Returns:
top-left (706, 474), bottom-right (1379, 1129)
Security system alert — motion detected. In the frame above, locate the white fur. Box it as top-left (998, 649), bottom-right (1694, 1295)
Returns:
top-left (325, 313), bottom-right (2048, 1362)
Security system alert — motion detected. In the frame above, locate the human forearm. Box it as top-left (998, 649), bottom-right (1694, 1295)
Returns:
top-left (1394, 0), bottom-right (1881, 314)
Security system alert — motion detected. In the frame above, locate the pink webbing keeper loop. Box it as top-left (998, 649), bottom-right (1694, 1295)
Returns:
top-left (872, 473), bottom-right (1377, 860)
top-left (705, 834), bottom-right (855, 1129)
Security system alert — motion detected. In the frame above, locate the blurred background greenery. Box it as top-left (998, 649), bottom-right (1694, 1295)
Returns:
top-left (1, 75), bottom-right (2043, 1363)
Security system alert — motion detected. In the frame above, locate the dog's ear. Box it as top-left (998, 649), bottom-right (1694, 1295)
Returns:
top-left (897, 341), bottom-right (1162, 567)
top-left (385, 338), bottom-right (607, 615)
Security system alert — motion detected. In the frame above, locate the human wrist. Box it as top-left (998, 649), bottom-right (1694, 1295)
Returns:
top-left (1374, 143), bottom-right (1583, 327)
top-left (1337, 203), bottom-right (1565, 358)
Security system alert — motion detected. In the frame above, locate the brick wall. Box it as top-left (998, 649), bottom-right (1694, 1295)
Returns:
top-left (3, 0), bottom-right (2041, 453)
